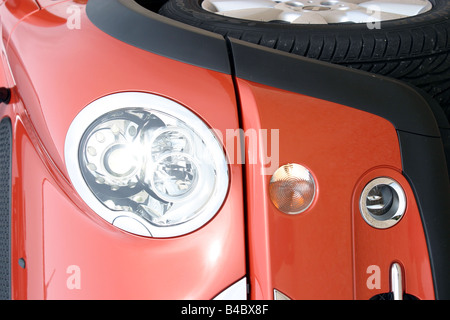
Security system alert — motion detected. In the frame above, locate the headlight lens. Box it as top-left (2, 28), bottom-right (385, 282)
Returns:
top-left (65, 92), bottom-right (229, 238)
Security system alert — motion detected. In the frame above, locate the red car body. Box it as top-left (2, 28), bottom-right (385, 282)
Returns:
top-left (0, 0), bottom-right (449, 300)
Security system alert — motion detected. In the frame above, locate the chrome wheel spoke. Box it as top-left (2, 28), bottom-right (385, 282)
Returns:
top-left (318, 6), bottom-right (408, 23)
top-left (358, 0), bottom-right (433, 16)
top-left (202, 0), bottom-right (433, 24)
top-left (202, 0), bottom-right (276, 13)
top-left (289, 12), bottom-right (328, 24)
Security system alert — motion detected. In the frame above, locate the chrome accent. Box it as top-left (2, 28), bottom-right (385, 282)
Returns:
top-left (390, 263), bottom-right (403, 300)
top-left (274, 289), bottom-right (291, 300)
top-left (65, 92), bottom-right (229, 238)
top-left (359, 177), bottom-right (406, 229)
top-left (214, 278), bottom-right (248, 300)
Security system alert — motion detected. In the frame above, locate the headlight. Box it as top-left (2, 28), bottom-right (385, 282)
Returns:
top-left (65, 92), bottom-right (229, 238)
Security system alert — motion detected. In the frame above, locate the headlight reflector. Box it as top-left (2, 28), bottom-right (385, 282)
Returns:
top-left (65, 92), bottom-right (229, 238)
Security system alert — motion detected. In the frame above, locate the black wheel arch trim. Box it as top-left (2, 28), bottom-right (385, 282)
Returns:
top-left (87, 0), bottom-right (442, 137)
top-left (227, 38), bottom-right (442, 138)
top-left (86, 0), bottom-right (232, 74)
top-left (86, 0), bottom-right (450, 299)
top-left (398, 131), bottom-right (450, 300)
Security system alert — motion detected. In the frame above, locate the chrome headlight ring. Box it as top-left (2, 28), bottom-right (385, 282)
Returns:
top-left (65, 92), bottom-right (229, 238)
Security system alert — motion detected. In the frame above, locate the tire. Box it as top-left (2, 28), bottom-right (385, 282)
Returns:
top-left (158, 0), bottom-right (450, 120)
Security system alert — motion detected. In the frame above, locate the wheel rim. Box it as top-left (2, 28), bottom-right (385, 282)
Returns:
top-left (201, 0), bottom-right (433, 24)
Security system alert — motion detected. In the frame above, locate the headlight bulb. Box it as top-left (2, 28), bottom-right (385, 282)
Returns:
top-left (149, 152), bottom-right (199, 201)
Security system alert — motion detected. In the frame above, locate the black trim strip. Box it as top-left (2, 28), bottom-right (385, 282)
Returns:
top-left (398, 132), bottom-right (450, 300)
top-left (86, 0), bottom-right (231, 74)
top-left (228, 38), bottom-right (441, 137)
top-left (0, 118), bottom-right (12, 300)
top-left (86, 0), bottom-right (441, 136)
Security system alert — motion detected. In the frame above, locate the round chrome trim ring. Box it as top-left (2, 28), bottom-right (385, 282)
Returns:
top-left (359, 177), bottom-right (406, 229)
top-left (64, 92), bottom-right (229, 238)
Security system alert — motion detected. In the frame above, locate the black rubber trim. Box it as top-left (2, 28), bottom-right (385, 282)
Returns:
top-left (86, 0), bottom-right (231, 74)
top-left (414, 87), bottom-right (450, 175)
top-left (86, 0), bottom-right (440, 136)
top-left (0, 117), bottom-right (12, 300)
top-left (228, 38), bottom-right (441, 137)
top-left (398, 132), bottom-right (450, 300)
